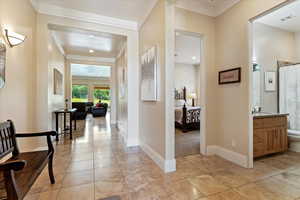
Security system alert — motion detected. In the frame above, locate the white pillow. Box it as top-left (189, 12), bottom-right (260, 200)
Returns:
top-left (175, 99), bottom-right (185, 107)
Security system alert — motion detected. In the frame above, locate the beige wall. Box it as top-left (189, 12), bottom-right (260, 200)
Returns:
top-left (0, 0), bottom-right (37, 131)
top-left (175, 7), bottom-right (217, 147)
top-left (48, 35), bottom-right (66, 128)
top-left (139, 0), bottom-right (166, 158)
top-left (116, 47), bottom-right (128, 139)
top-left (295, 32), bottom-right (300, 60)
top-left (253, 22), bottom-right (297, 113)
top-left (215, 0), bottom-right (288, 157)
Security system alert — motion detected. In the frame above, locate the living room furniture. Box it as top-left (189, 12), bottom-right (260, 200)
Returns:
top-left (54, 108), bottom-right (77, 141)
top-left (92, 103), bottom-right (108, 117)
top-left (253, 113), bottom-right (288, 158)
top-left (72, 102), bottom-right (88, 120)
top-left (0, 120), bottom-right (56, 200)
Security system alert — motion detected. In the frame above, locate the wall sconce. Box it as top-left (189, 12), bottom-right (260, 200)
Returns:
top-left (4, 29), bottom-right (26, 47)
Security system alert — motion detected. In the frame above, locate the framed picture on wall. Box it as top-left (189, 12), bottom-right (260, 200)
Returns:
top-left (265, 71), bottom-right (276, 92)
top-left (54, 68), bottom-right (63, 95)
top-left (0, 42), bottom-right (6, 89)
top-left (218, 67), bottom-right (241, 85)
top-left (141, 46), bottom-right (158, 101)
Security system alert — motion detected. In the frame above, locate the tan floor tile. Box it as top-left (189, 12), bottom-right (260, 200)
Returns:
top-left (206, 190), bottom-right (249, 200)
top-left (170, 179), bottom-right (205, 200)
top-left (94, 167), bottom-right (123, 182)
top-left (188, 175), bottom-right (230, 196)
top-left (24, 190), bottom-right (59, 200)
top-left (236, 176), bottom-right (300, 200)
top-left (95, 180), bottom-right (128, 199)
top-left (67, 160), bottom-right (94, 172)
top-left (62, 170), bottom-right (94, 188)
top-left (28, 171), bottom-right (64, 194)
top-left (57, 183), bottom-right (94, 200)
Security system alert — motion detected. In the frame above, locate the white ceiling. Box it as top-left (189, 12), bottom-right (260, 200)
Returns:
top-left (175, 32), bottom-right (201, 65)
top-left (50, 25), bottom-right (126, 58)
top-left (256, 0), bottom-right (300, 32)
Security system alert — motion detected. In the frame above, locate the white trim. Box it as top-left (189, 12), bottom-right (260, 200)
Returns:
top-left (66, 55), bottom-right (116, 63)
top-left (247, 22), bottom-right (254, 169)
top-left (175, 0), bottom-right (240, 17)
top-left (50, 31), bottom-right (65, 56)
top-left (126, 139), bottom-right (139, 147)
top-left (141, 142), bottom-right (176, 173)
top-left (30, 0), bottom-right (39, 11)
top-left (207, 145), bottom-right (248, 168)
top-left (214, 0), bottom-right (241, 16)
top-left (31, 2), bottom-right (138, 31)
top-left (139, 0), bottom-right (159, 28)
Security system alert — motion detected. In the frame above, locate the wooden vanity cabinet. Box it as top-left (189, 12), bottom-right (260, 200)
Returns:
top-left (253, 115), bottom-right (288, 158)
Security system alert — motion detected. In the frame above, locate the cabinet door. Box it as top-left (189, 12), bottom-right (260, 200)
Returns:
top-left (254, 129), bottom-right (266, 158)
top-left (265, 127), bottom-right (287, 154)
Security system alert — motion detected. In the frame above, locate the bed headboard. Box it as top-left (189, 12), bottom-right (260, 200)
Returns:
top-left (175, 87), bottom-right (186, 101)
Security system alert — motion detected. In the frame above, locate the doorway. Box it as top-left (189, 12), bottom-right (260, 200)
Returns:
top-left (250, 0), bottom-right (300, 166)
top-left (174, 31), bottom-right (203, 158)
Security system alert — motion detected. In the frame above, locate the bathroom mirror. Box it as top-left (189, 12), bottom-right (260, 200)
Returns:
top-left (0, 41), bottom-right (6, 88)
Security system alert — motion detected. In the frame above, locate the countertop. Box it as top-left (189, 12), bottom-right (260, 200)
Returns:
top-left (253, 112), bottom-right (289, 119)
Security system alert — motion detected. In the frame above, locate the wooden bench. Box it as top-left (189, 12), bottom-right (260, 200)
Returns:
top-left (0, 120), bottom-right (56, 200)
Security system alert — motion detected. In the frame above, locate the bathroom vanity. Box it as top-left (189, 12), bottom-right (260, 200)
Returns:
top-left (253, 113), bottom-right (288, 158)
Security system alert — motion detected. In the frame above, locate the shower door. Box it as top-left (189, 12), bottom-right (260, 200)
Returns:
top-left (279, 64), bottom-right (300, 131)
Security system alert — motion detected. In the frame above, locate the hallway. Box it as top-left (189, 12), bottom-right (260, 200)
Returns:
top-left (24, 116), bottom-right (300, 200)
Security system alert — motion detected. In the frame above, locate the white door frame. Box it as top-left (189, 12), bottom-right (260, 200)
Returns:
top-left (174, 30), bottom-right (207, 156)
top-left (247, 0), bottom-right (298, 168)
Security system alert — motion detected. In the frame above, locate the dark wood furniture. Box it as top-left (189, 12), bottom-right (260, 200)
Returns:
top-left (253, 114), bottom-right (288, 158)
top-left (54, 108), bottom-right (77, 141)
top-left (0, 120), bottom-right (56, 200)
top-left (175, 87), bottom-right (201, 132)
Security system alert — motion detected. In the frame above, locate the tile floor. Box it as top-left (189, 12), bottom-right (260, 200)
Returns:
top-left (22, 115), bottom-right (300, 200)
top-left (175, 129), bottom-right (200, 158)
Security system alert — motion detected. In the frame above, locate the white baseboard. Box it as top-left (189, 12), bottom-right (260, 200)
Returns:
top-left (141, 142), bottom-right (176, 173)
top-left (207, 145), bottom-right (248, 168)
top-left (127, 138), bottom-right (139, 147)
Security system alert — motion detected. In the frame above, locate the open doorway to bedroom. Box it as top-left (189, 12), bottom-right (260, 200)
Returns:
top-left (174, 31), bottom-right (202, 157)
top-left (250, 0), bottom-right (300, 168)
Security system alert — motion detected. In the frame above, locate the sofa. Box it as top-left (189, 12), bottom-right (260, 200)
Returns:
top-left (72, 102), bottom-right (93, 120)
top-left (91, 103), bottom-right (108, 117)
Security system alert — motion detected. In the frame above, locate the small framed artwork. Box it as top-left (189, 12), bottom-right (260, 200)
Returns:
top-left (265, 71), bottom-right (276, 91)
top-left (219, 67), bottom-right (241, 85)
top-left (54, 68), bottom-right (63, 95)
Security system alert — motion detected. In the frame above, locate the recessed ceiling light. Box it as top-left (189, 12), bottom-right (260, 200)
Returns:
top-left (280, 14), bottom-right (296, 22)
top-left (192, 56), bottom-right (197, 60)
top-left (89, 49), bottom-right (94, 53)
top-left (89, 35), bottom-right (94, 38)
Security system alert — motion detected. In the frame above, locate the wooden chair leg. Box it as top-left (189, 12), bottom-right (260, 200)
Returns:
top-left (48, 154), bottom-right (55, 184)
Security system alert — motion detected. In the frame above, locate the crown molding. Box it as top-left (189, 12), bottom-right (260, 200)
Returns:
top-left (139, 0), bottom-right (159, 28)
top-left (30, 0), bottom-right (39, 11)
top-left (176, 0), bottom-right (240, 17)
top-left (214, 0), bottom-right (241, 16)
top-left (30, 1), bottom-right (138, 31)
top-left (66, 54), bottom-right (116, 63)
top-left (50, 31), bottom-right (65, 56)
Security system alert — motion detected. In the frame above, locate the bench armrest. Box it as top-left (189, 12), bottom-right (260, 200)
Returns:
top-left (15, 131), bottom-right (57, 138)
top-left (0, 160), bottom-right (26, 171)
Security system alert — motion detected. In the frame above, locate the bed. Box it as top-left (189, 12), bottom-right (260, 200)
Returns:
top-left (175, 87), bottom-right (201, 132)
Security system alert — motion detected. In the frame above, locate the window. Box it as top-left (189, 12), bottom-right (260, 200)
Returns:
top-left (72, 85), bottom-right (88, 102)
top-left (94, 87), bottom-right (110, 106)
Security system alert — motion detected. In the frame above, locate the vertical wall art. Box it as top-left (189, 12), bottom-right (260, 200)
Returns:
top-left (141, 46), bottom-right (158, 101)
top-left (0, 41), bottom-right (6, 88)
